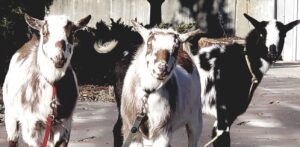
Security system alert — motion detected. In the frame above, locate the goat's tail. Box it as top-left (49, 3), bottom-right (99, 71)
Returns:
top-left (94, 40), bottom-right (118, 53)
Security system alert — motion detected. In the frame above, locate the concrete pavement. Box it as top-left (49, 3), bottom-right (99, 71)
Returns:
top-left (1, 61), bottom-right (300, 147)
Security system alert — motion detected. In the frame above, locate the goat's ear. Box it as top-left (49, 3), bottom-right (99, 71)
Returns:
top-left (179, 29), bottom-right (201, 42)
top-left (24, 13), bottom-right (45, 30)
top-left (75, 15), bottom-right (91, 29)
top-left (284, 20), bottom-right (300, 32)
top-left (131, 20), bottom-right (149, 39)
top-left (244, 13), bottom-right (261, 29)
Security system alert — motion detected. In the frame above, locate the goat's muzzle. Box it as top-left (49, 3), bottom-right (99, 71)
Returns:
top-left (51, 56), bottom-right (66, 68)
top-left (268, 44), bottom-right (279, 61)
top-left (155, 61), bottom-right (169, 80)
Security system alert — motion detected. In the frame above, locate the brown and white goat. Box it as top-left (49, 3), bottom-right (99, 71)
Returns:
top-left (2, 14), bottom-right (91, 147)
top-left (121, 21), bottom-right (202, 147)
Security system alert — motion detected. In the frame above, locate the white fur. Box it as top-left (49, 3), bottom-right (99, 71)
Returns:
top-left (194, 45), bottom-right (223, 117)
top-left (3, 15), bottom-right (80, 147)
top-left (121, 28), bottom-right (202, 147)
top-left (265, 20), bottom-right (280, 49)
top-left (259, 58), bottom-right (270, 74)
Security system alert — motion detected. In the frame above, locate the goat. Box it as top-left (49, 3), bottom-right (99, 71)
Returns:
top-left (2, 14), bottom-right (91, 147)
top-left (120, 21), bottom-right (202, 147)
top-left (192, 13), bottom-right (300, 146)
top-left (93, 19), bottom-right (143, 147)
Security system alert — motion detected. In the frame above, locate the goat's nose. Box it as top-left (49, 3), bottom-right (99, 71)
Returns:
top-left (54, 57), bottom-right (66, 68)
top-left (269, 44), bottom-right (277, 53)
top-left (158, 61), bottom-right (168, 72)
top-left (51, 54), bottom-right (66, 68)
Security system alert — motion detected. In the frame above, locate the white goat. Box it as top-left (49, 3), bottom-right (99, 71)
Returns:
top-left (3, 14), bottom-right (91, 147)
top-left (121, 21), bottom-right (202, 147)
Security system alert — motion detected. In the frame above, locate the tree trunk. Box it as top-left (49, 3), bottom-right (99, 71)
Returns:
top-left (147, 0), bottom-right (165, 27)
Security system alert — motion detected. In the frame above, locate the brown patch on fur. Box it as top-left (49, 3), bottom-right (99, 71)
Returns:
top-left (8, 141), bottom-right (18, 147)
top-left (30, 72), bottom-right (40, 112)
top-left (42, 22), bottom-right (49, 44)
top-left (55, 40), bottom-right (66, 51)
top-left (139, 115), bottom-right (149, 138)
top-left (146, 32), bottom-right (154, 55)
top-left (20, 72), bottom-right (40, 112)
top-left (16, 34), bottom-right (39, 62)
top-left (20, 86), bottom-right (26, 105)
top-left (64, 21), bottom-right (75, 44)
top-left (154, 50), bottom-right (170, 63)
top-left (31, 131), bottom-right (36, 138)
top-left (177, 48), bottom-right (194, 74)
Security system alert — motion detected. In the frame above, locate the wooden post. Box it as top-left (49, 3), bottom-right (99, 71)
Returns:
top-left (147, 0), bottom-right (165, 27)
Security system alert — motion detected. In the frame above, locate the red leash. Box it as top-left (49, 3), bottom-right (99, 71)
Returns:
top-left (41, 84), bottom-right (57, 147)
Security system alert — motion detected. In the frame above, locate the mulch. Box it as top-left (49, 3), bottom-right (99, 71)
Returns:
top-left (78, 85), bottom-right (115, 102)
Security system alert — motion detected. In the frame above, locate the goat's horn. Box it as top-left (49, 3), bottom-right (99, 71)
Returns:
top-left (94, 40), bottom-right (118, 54)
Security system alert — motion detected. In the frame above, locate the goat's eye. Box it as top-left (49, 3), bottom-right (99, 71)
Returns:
top-left (260, 34), bottom-right (263, 38)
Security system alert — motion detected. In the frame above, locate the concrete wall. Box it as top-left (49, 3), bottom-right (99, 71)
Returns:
top-left (49, 0), bottom-right (150, 26)
top-left (49, 0), bottom-right (299, 61)
top-left (277, 0), bottom-right (300, 61)
top-left (234, 0), bottom-right (275, 37)
top-left (49, 0), bottom-right (190, 27)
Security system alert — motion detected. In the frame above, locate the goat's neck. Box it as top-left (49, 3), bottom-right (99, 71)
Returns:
top-left (36, 41), bottom-right (66, 83)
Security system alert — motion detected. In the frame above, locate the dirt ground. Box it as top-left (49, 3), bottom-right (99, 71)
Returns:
top-left (1, 61), bottom-right (300, 147)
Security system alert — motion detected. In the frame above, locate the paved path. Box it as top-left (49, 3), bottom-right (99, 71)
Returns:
top-left (1, 62), bottom-right (300, 147)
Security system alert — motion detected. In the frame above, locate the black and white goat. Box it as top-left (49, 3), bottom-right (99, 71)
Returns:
top-left (193, 13), bottom-right (300, 146)
top-left (3, 14), bottom-right (91, 147)
top-left (120, 21), bottom-right (202, 146)
top-left (93, 20), bottom-right (143, 147)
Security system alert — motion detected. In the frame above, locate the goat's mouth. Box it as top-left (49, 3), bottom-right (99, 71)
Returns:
top-left (51, 58), bottom-right (66, 68)
top-left (152, 70), bottom-right (170, 81)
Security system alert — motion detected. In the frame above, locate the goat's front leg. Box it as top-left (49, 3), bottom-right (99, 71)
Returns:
top-left (113, 113), bottom-right (123, 147)
top-left (5, 112), bottom-right (19, 147)
top-left (21, 120), bottom-right (42, 147)
top-left (152, 131), bottom-right (171, 147)
top-left (212, 120), bottom-right (230, 147)
top-left (52, 117), bottom-right (72, 147)
top-left (212, 124), bottom-right (230, 147)
top-left (186, 121), bottom-right (201, 147)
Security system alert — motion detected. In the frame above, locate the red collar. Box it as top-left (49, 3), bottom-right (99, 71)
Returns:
top-left (41, 83), bottom-right (57, 147)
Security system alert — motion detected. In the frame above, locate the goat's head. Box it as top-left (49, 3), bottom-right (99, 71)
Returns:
top-left (244, 13), bottom-right (300, 61)
top-left (25, 14), bottom-right (91, 68)
top-left (132, 21), bottom-right (200, 80)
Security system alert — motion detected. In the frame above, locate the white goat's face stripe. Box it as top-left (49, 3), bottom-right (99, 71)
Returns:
top-left (265, 21), bottom-right (280, 48)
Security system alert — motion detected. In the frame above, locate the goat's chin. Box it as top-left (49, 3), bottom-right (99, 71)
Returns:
top-left (154, 74), bottom-right (167, 81)
top-left (50, 63), bottom-right (69, 82)
top-left (151, 72), bottom-right (166, 81)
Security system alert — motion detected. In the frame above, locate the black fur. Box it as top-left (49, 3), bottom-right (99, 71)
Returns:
top-left (197, 14), bottom-right (300, 147)
top-left (55, 67), bottom-right (78, 119)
